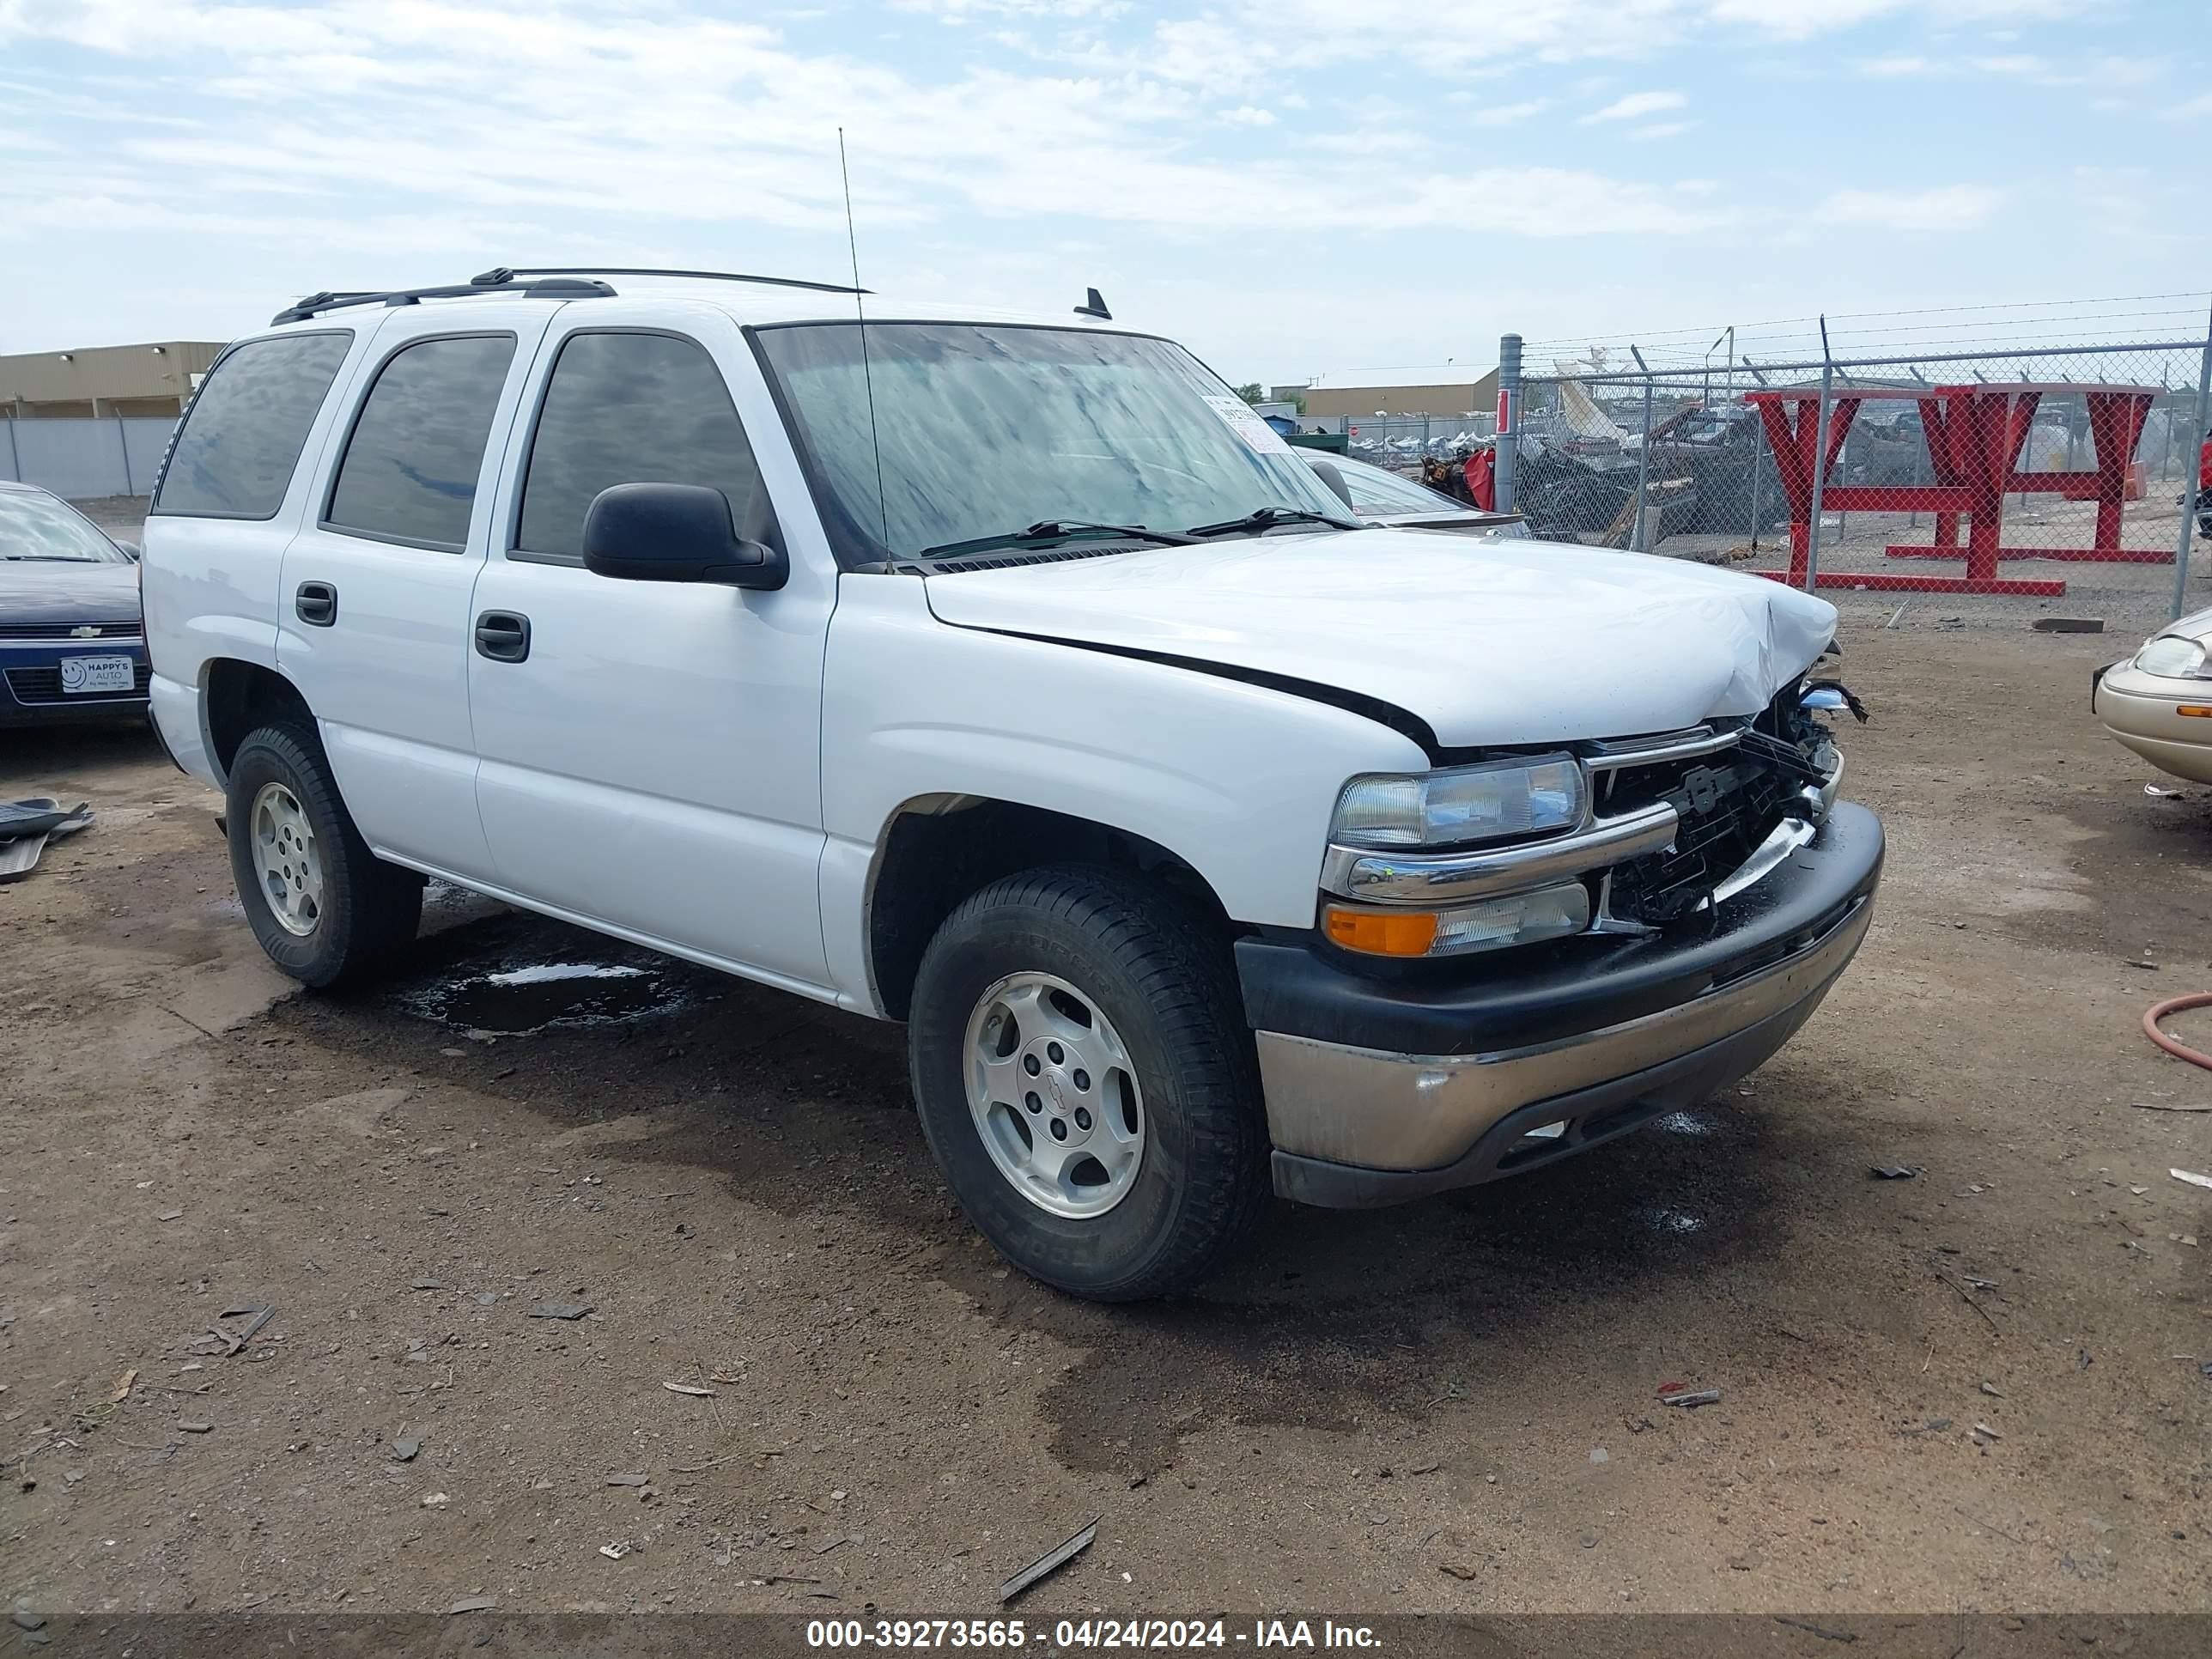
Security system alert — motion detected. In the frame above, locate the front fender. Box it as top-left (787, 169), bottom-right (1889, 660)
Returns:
top-left (817, 578), bottom-right (1425, 1011)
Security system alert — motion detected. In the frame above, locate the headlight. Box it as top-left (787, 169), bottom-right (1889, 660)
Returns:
top-left (2135, 635), bottom-right (2210, 678)
top-left (1333, 755), bottom-right (1584, 850)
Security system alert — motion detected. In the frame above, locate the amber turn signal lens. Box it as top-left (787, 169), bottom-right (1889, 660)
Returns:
top-left (2178, 705), bottom-right (2212, 718)
top-left (1323, 905), bottom-right (1439, 957)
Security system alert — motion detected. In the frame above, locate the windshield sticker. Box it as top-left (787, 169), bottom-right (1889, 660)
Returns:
top-left (1202, 393), bottom-right (1297, 456)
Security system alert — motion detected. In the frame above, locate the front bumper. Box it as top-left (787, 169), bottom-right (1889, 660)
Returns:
top-left (2093, 665), bottom-right (2212, 786)
top-left (1238, 799), bottom-right (1883, 1207)
top-left (0, 640), bottom-right (150, 727)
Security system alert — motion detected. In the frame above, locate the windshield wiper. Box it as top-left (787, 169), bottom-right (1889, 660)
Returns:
top-left (1183, 506), bottom-right (1360, 538)
top-left (917, 520), bottom-right (1197, 561)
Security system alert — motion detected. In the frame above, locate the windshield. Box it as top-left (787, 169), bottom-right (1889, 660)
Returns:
top-left (0, 491), bottom-right (125, 562)
top-left (755, 323), bottom-right (1352, 561)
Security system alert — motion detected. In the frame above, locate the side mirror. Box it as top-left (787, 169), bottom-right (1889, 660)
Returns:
top-left (1307, 459), bottom-right (1356, 513)
top-left (581, 482), bottom-right (788, 590)
top-left (115, 540), bottom-right (141, 561)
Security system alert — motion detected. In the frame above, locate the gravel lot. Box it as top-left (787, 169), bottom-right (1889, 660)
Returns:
top-left (4, 603), bottom-right (2211, 1621)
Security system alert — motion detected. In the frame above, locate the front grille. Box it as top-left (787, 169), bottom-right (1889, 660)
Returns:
top-left (0, 621), bottom-right (141, 641)
top-left (1600, 751), bottom-right (1796, 926)
top-left (4, 662), bottom-right (153, 704)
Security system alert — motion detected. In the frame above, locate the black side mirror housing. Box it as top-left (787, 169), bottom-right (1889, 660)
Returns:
top-left (581, 482), bottom-right (788, 590)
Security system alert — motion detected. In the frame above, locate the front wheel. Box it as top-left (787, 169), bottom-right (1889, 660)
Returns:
top-left (908, 866), bottom-right (1267, 1301)
top-left (225, 721), bottom-right (424, 988)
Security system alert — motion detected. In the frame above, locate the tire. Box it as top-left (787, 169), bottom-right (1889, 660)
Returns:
top-left (225, 720), bottom-right (424, 988)
top-left (908, 866), bottom-right (1267, 1301)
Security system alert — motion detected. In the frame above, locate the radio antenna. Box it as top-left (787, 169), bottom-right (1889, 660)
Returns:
top-left (838, 128), bottom-right (890, 547)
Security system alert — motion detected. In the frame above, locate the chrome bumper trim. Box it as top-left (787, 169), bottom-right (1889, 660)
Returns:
top-left (1255, 894), bottom-right (1874, 1171)
top-left (1321, 800), bottom-right (1680, 904)
top-left (1581, 724), bottom-right (1742, 769)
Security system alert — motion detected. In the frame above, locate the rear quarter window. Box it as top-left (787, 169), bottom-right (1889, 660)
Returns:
top-left (152, 331), bottom-right (354, 520)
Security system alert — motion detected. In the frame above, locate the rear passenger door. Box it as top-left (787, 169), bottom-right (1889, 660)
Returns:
top-left (466, 311), bottom-right (833, 990)
top-left (276, 311), bottom-right (550, 878)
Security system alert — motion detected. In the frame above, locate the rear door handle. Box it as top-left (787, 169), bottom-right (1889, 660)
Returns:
top-left (295, 581), bottom-right (337, 627)
top-left (474, 610), bottom-right (531, 663)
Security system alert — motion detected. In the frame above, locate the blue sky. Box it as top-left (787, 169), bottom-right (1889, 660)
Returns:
top-left (1, 0), bottom-right (2206, 382)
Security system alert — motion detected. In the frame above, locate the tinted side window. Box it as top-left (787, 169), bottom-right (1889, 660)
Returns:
top-left (325, 334), bottom-right (517, 549)
top-left (153, 331), bottom-right (352, 519)
top-left (516, 332), bottom-right (763, 562)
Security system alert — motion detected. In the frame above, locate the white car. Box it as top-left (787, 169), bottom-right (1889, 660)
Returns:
top-left (143, 267), bottom-right (1882, 1300)
top-left (1307, 452), bottom-right (1527, 537)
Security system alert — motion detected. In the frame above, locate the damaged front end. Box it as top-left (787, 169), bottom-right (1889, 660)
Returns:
top-left (1249, 665), bottom-right (1881, 1206)
top-left (1591, 674), bottom-right (1866, 932)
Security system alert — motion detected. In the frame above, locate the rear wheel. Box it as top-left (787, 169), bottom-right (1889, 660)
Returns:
top-left (225, 722), bottom-right (423, 988)
top-left (908, 866), bottom-right (1267, 1301)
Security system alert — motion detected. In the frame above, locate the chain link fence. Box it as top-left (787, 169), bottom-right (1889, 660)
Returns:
top-left (1481, 333), bottom-right (2212, 633)
top-left (1331, 414), bottom-right (1496, 469)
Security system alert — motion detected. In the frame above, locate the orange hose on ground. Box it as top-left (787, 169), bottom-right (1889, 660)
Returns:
top-left (2144, 993), bottom-right (2212, 1072)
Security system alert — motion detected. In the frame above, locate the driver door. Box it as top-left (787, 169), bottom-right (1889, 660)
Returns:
top-left (465, 309), bottom-right (834, 992)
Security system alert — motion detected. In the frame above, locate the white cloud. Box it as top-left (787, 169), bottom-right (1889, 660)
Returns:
top-left (1856, 54), bottom-right (1936, 76)
top-left (1631, 120), bottom-right (1694, 141)
top-left (1819, 184), bottom-right (2002, 230)
top-left (1217, 104), bottom-right (1275, 126)
top-left (1583, 90), bottom-right (1687, 125)
top-left (1471, 99), bottom-right (1549, 129)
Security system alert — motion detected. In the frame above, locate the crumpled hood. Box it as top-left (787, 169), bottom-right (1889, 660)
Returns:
top-left (921, 529), bottom-right (1837, 748)
top-left (0, 560), bottom-right (140, 628)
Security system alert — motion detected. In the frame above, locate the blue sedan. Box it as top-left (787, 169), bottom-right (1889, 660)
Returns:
top-left (0, 481), bottom-right (149, 727)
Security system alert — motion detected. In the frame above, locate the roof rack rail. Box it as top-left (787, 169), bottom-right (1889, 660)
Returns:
top-left (271, 276), bottom-right (615, 326)
top-left (471, 265), bottom-right (867, 296)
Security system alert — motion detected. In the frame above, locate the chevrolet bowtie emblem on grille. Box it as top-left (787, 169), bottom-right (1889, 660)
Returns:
top-left (70, 625), bottom-right (101, 638)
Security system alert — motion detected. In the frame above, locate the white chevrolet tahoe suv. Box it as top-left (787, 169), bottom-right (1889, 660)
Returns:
top-left (143, 267), bottom-right (1881, 1301)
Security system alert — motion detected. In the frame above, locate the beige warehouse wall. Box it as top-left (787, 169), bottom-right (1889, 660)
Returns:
top-left (0, 341), bottom-right (222, 411)
top-left (1304, 368), bottom-right (1498, 420)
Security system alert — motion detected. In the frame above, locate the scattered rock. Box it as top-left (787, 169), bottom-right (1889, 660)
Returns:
top-left (177, 1421), bottom-right (212, 1434)
top-left (410, 1278), bottom-right (445, 1291)
top-left (606, 1473), bottom-right (650, 1486)
top-left (392, 1437), bottom-right (422, 1462)
top-left (1869, 1164), bottom-right (1920, 1181)
top-left (448, 1597), bottom-right (497, 1614)
top-left (529, 1303), bottom-right (592, 1321)
top-left (1579, 1531), bottom-right (1597, 1550)
top-left (156, 1209), bottom-right (184, 1223)
top-left (422, 1492), bottom-right (452, 1508)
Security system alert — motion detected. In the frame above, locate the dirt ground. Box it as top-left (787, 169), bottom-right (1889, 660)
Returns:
top-left (5, 608), bottom-right (2212, 1624)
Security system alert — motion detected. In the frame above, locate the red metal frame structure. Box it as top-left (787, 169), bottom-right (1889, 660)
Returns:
top-left (1745, 381), bottom-right (2161, 598)
top-left (1883, 383), bottom-right (2162, 567)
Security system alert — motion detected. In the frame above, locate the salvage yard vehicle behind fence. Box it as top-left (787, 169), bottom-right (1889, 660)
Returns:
top-left (1492, 319), bottom-right (2212, 635)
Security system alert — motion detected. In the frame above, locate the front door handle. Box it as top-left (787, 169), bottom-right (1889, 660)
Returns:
top-left (295, 581), bottom-right (337, 627)
top-left (474, 610), bottom-right (531, 663)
